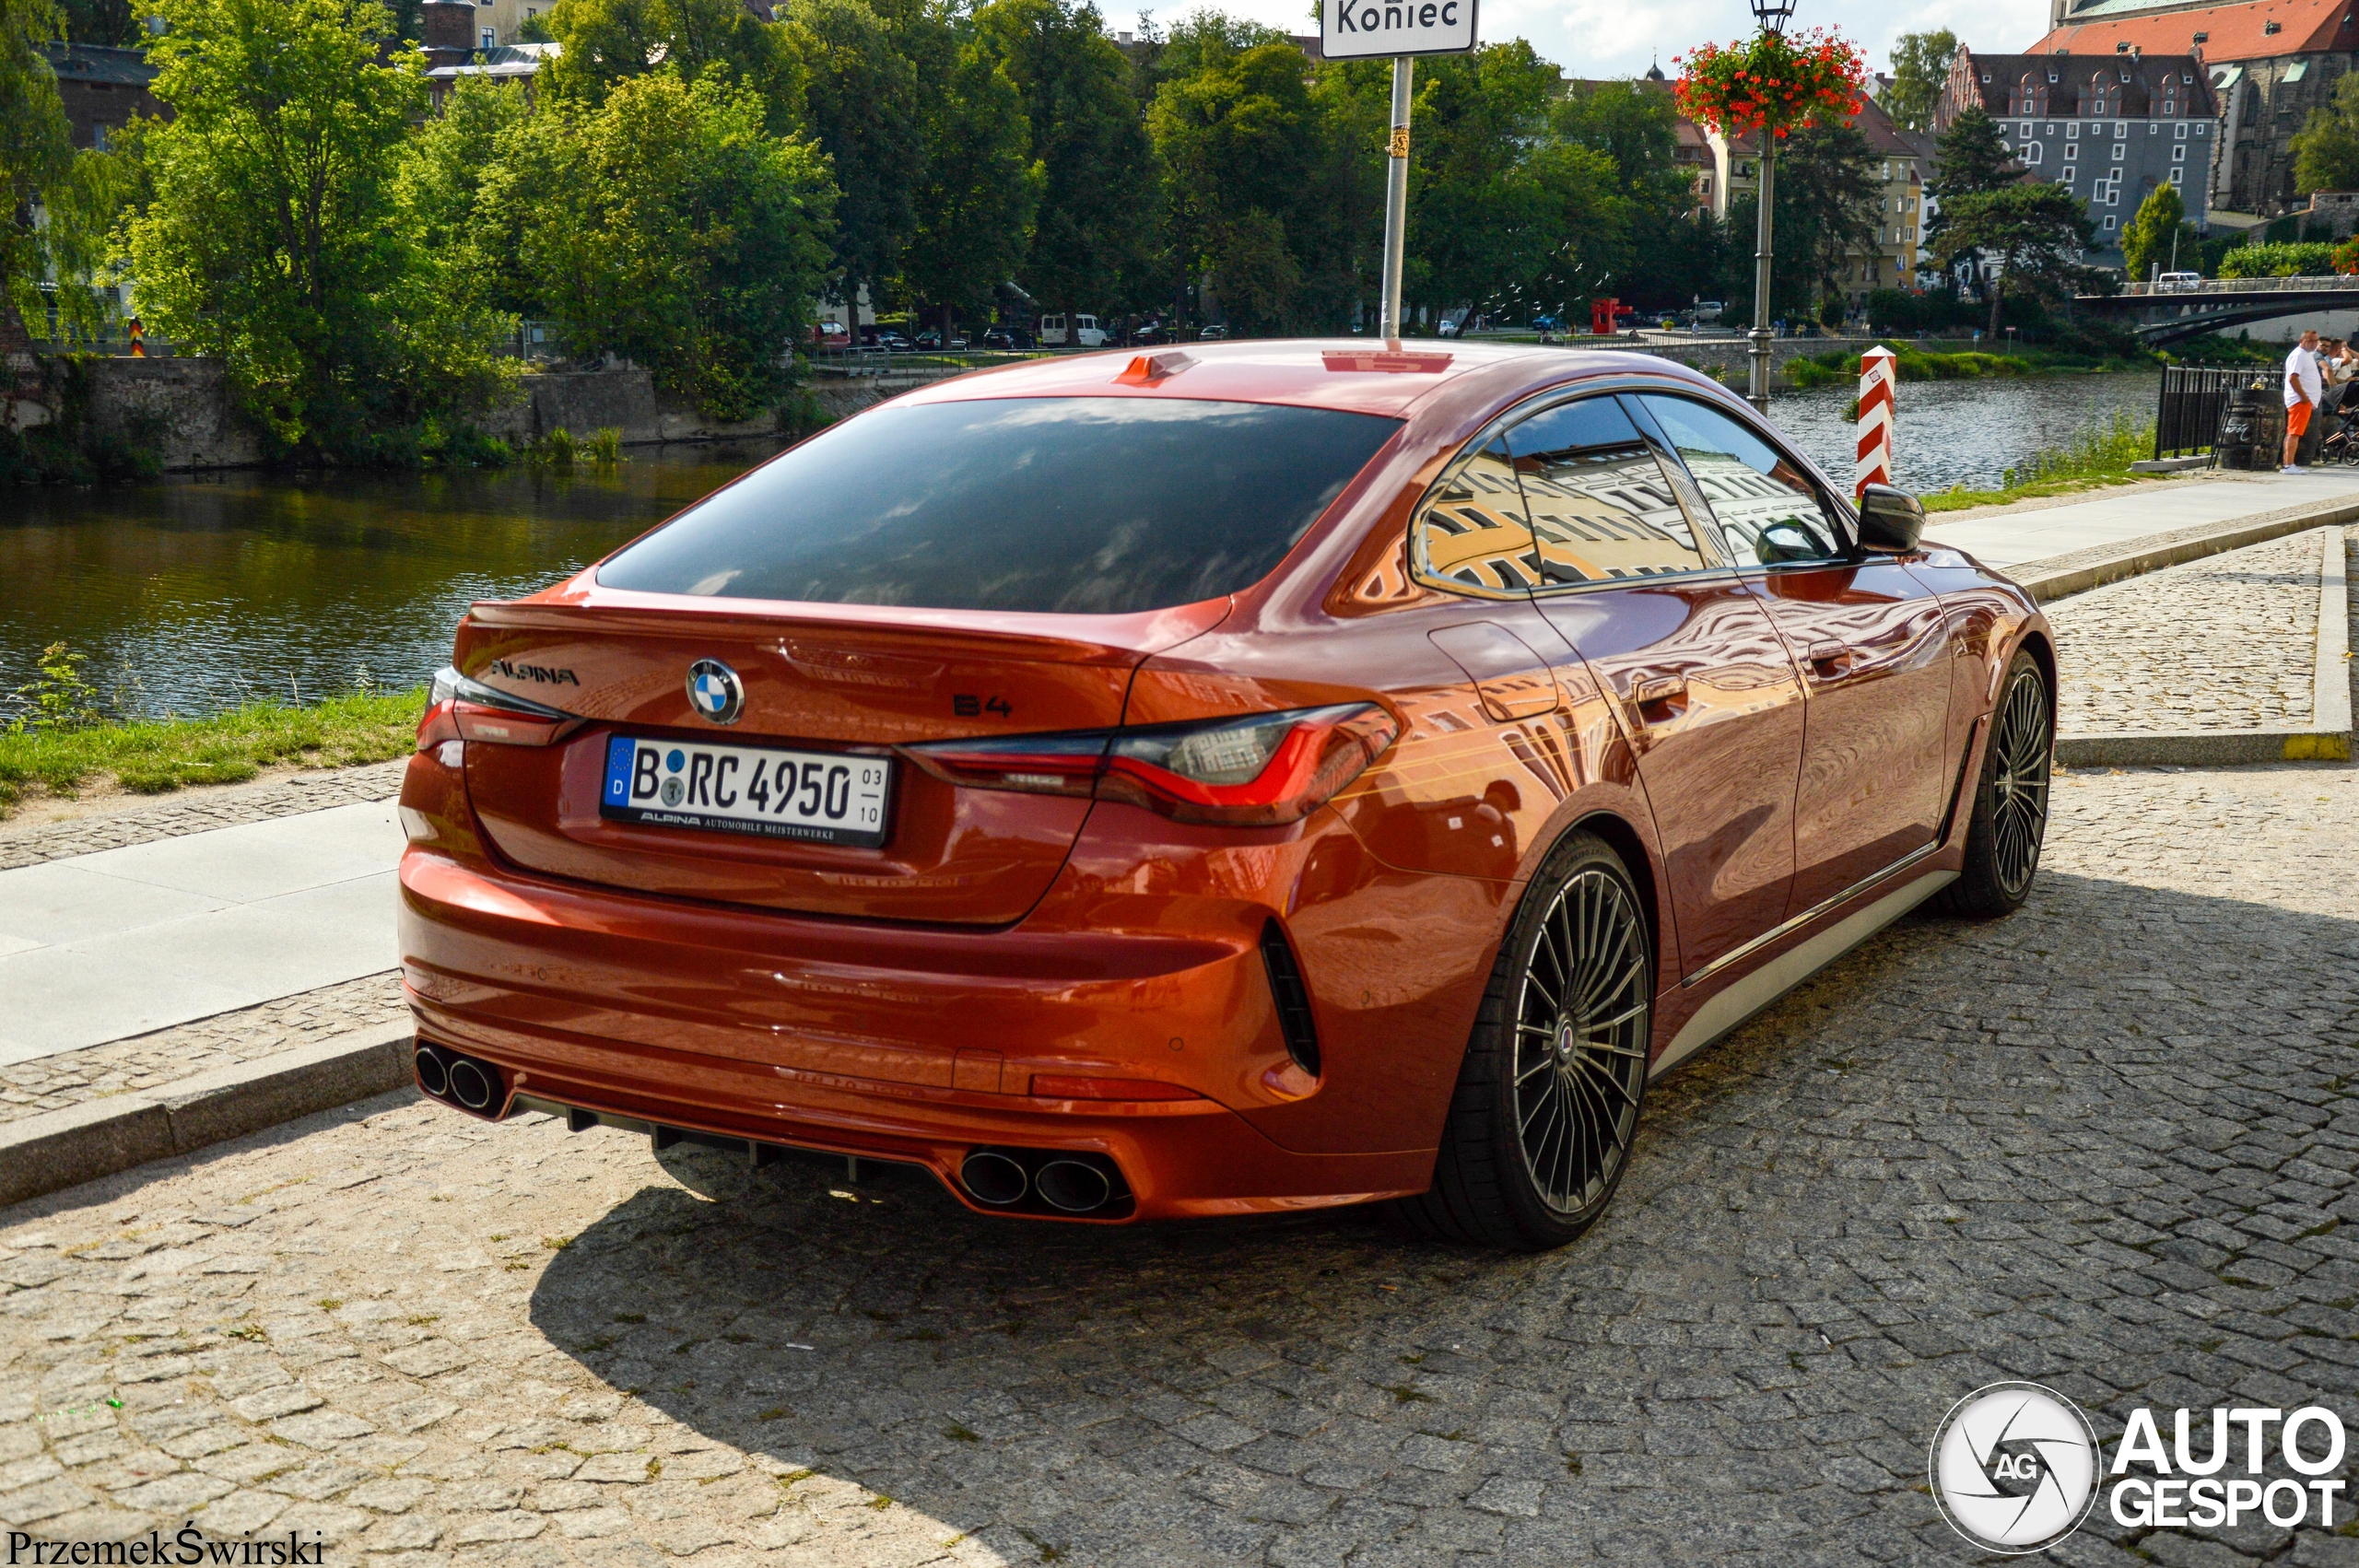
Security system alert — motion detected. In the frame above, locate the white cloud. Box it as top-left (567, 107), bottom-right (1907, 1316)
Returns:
top-left (1130, 0), bottom-right (2055, 84)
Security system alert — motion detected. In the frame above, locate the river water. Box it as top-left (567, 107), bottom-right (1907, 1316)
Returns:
top-left (3, 373), bottom-right (2164, 720)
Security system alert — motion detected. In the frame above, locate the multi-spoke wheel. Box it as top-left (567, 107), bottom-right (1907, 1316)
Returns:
top-left (1391, 830), bottom-right (1653, 1250)
top-left (1936, 649), bottom-right (2052, 919)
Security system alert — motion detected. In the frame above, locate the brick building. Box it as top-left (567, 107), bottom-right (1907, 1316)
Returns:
top-left (2028, 0), bottom-right (2347, 216)
top-left (1938, 45), bottom-right (2219, 252)
top-left (37, 43), bottom-right (160, 152)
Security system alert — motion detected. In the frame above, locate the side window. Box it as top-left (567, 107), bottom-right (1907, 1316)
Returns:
top-left (1501, 397), bottom-right (1719, 585)
top-left (1409, 437), bottom-right (1539, 597)
top-left (1636, 394), bottom-right (1848, 568)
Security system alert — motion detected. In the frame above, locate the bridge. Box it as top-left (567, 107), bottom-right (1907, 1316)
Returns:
top-left (2076, 275), bottom-right (2359, 345)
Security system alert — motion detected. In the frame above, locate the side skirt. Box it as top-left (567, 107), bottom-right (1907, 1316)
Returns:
top-left (1649, 867), bottom-right (1956, 1079)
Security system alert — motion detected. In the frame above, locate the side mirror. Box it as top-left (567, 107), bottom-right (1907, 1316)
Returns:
top-left (1857, 484), bottom-right (1926, 553)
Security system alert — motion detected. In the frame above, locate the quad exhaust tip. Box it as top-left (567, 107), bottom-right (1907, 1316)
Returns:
top-left (414, 1039), bottom-right (505, 1117)
top-left (958, 1147), bottom-right (1128, 1215)
top-left (959, 1152), bottom-right (1029, 1206)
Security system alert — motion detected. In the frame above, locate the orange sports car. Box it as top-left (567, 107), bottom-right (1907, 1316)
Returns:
top-left (396, 341), bottom-right (2053, 1249)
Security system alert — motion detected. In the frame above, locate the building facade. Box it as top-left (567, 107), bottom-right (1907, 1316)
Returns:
top-left (1939, 47), bottom-right (2218, 255)
top-left (2029, 0), bottom-right (2350, 216)
top-left (1702, 95), bottom-right (1933, 308)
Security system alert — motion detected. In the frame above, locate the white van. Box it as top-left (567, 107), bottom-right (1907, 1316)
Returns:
top-left (1038, 313), bottom-right (1107, 347)
top-left (2155, 271), bottom-right (2203, 293)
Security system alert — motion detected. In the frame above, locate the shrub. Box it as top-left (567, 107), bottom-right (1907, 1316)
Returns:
top-left (2219, 241), bottom-right (2339, 278)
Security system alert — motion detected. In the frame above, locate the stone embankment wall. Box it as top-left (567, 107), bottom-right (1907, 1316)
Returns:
top-left (71, 358), bottom-right (945, 471)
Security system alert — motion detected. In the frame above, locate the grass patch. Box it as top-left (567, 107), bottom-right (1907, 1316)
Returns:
top-left (1919, 411), bottom-right (2159, 514)
top-left (0, 684), bottom-right (426, 817)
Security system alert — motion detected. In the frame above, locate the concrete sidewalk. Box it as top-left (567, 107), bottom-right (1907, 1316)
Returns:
top-left (1923, 467), bottom-right (2359, 568)
top-left (0, 800), bottom-right (402, 1067)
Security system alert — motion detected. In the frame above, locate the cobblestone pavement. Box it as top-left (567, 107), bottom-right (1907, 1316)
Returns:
top-left (0, 761), bottom-right (408, 872)
top-left (5, 762), bottom-right (2359, 1566)
top-left (0, 974), bottom-right (405, 1126)
top-left (2048, 527), bottom-right (2338, 736)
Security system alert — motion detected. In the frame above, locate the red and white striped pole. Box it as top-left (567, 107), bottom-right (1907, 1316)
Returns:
top-left (1855, 345), bottom-right (1895, 497)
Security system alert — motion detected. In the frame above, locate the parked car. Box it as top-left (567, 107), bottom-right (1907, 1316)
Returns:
top-left (402, 341), bottom-right (2052, 1250)
top-left (2156, 272), bottom-right (2203, 294)
top-left (1039, 312), bottom-right (1108, 347)
top-left (982, 328), bottom-right (1024, 350)
top-left (1198, 323), bottom-right (1229, 340)
top-left (1437, 317), bottom-right (1461, 338)
top-left (873, 331), bottom-right (912, 353)
top-left (914, 329), bottom-right (968, 350)
top-left (1130, 320), bottom-right (1173, 345)
top-left (1694, 300), bottom-right (1725, 324)
top-left (807, 321), bottom-right (851, 349)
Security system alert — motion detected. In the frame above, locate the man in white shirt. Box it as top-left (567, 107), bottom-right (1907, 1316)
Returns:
top-left (2285, 328), bottom-right (2324, 473)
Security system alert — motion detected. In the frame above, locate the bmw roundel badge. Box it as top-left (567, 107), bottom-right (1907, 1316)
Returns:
top-left (685, 659), bottom-right (744, 725)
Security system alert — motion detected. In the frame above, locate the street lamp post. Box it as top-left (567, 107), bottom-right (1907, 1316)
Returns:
top-left (1745, 0), bottom-right (1796, 416)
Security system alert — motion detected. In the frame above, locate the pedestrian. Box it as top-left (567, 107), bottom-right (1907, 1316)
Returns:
top-left (2283, 327), bottom-right (2324, 474)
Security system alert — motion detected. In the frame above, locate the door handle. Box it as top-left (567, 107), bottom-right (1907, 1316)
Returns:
top-left (1630, 675), bottom-right (1688, 725)
top-left (1806, 640), bottom-right (1852, 677)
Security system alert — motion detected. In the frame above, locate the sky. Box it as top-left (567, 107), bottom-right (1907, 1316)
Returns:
top-left (1142, 0), bottom-right (2059, 82)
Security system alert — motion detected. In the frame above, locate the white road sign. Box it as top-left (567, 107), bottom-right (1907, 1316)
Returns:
top-left (1320, 0), bottom-right (1476, 59)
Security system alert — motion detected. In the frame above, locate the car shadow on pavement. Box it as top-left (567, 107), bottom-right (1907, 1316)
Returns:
top-left (522, 860), bottom-right (2359, 1565)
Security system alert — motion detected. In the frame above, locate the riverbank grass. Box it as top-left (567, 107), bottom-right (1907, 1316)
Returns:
top-left (1919, 412), bottom-right (2157, 513)
top-left (0, 687), bottom-right (428, 816)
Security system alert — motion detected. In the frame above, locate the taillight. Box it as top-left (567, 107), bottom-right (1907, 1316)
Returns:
top-left (420, 665), bottom-right (581, 749)
top-left (902, 704), bottom-right (1396, 827)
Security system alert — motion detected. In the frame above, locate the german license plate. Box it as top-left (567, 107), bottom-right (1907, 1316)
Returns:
top-left (601, 735), bottom-right (892, 847)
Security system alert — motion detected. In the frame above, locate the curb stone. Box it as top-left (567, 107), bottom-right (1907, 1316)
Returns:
top-left (0, 1022), bottom-right (415, 1209)
top-left (2052, 526), bottom-right (2352, 767)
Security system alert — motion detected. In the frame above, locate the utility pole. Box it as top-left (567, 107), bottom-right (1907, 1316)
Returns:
top-left (1380, 56), bottom-right (1413, 340)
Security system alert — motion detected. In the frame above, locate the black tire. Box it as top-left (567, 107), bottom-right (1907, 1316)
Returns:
top-left (1391, 830), bottom-right (1652, 1251)
top-left (1934, 649), bottom-right (2052, 919)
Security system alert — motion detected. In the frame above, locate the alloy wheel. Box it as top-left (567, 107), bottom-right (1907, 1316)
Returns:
top-left (1509, 867), bottom-right (1649, 1215)
top-left (1989, 667), bottom-right (2051, 896)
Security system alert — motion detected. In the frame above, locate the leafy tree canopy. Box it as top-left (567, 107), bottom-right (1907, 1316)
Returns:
top-left (2293, 73), bottom-right (2359, 194)
top-left (1884, 29), bottom-right (1955, 136)
top-left (127, 0), bottom-right (511, 457)
top-left (1931, 181), bottom-right (2095, 333)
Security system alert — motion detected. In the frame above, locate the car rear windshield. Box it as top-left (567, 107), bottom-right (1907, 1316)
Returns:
top-left (594, 396), bottom-right (1402, 614)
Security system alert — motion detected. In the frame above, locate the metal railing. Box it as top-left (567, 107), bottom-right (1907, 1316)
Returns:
top-left (2154, 363), bottom-right (2270, 457)
top-left (2116, 274), bottom-right (2359, 298)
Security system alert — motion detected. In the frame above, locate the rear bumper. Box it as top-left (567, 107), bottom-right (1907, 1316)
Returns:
top-left (397, 843), bottom-right (1432, 1222)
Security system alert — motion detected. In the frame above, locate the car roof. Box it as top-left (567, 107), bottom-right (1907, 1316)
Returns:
top-left (898, 339), bottom-right (1719, 420)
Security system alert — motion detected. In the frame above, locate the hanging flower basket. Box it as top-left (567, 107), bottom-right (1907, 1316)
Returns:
top-left (1674, 28), bottom-right (1867, 140)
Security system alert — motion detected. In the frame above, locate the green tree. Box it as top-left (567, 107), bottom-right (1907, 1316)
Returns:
top-left (127, 0), bottom-right (511, 457)
top-left (59, 0), bottom-right (141, 44)
top-left (1778, 120), bottom-right (1880, 314)
top-left (2, 0), bottom-right (75, 332)
top-left (1884, 29), bottom-right (1956, 136)
top-left (1929, 104), bottom-right (2023, 304)
top-left (496, 71), bottom-right (837, 418)
top-left (785, 0), bottom-right (922, 309)
top-left (1405, 42), bottom-right (1580, 323)
top-left (1151, 40), bottom-right (1328, 333)
top-left (1932, 181), bottom-right (2095, 335)
top-left (975, 0), bottom-right (1154, 323)
top-left (543, 0), bottom-right (803, 127)
top-left (1553, 79), bottom-right (1721, 311)
top-left (898, 29), bottom-right (1041, 338)
top-left (2120, 181), bottom-right (2195, 281)
top-left (2293, 73), bottom-right (2359, 193)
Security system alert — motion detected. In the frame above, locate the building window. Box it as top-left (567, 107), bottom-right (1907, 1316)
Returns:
top-left (2064, 141), bottom-right (2078, 159)
top-left (2177, 122), bottom-right (2189, 138)
top-left (2173, 144), bottom-right (2186, 161)
top-left (2114, 142), bottom-right (2126, 159)
top-left (2106, 214), bottom-right (2118, 229)
top-left (2195, 123), bottom-right (2207, 135)
top-left (2025, 142), bottom-right (2042, 163)
top-left (2020, 121), bottom-right (2032, 136)
top-left (2170, 167), bottom-right (2184, 184)
top-left (2067, 122), bottom-right (2080, 138)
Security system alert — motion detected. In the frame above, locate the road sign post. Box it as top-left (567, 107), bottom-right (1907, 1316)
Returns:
top-left (1320, 0), bottom-right (1478, 341)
